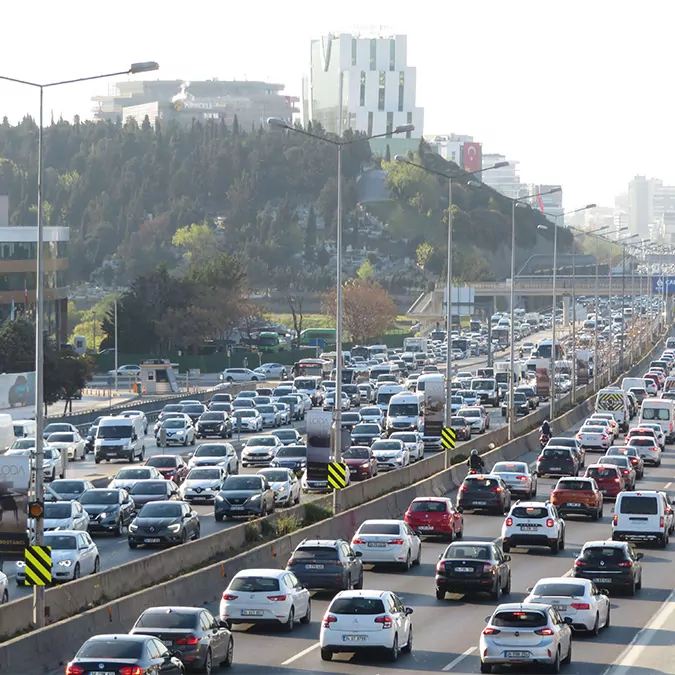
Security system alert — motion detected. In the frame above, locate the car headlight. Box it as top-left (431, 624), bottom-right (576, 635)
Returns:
top-left (277, 485), bottom-right (287, 492)
top-left (58, 560), bottom-right (73, 567)
top-left (99, 512), bottom-right (108, 519)
top-left (128, 523), bottom-right (138, 532)
top-left (250, 494), bottom-right (261, 500)
top-left (16, 561), bottom-right (24, 567)
top-left (168, 523), bottom-right (182, 533)
top-left (216, 494), bottom-right (224, 501)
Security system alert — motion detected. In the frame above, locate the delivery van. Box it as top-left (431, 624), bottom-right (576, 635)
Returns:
top-left (94, 416), bottom-right (145, 463)
top-left (595, 387), bottom-right (630, 432)
top-left (639, 397), bottom-right (675, 442)
top-left (386, 392), bottom-right (423, 433)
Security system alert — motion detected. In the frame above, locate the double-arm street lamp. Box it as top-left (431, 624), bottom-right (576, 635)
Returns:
top-left (393, 156), bottom-right (508, 466)
top-left (617, 233), bottom-right (640, 369)
top-left (0, 60), bottom-right (159, 629)
top-left (268, 116), bottom-right (414, 511)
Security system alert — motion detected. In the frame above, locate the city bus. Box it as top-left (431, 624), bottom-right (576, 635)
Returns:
top-left (294, 358), bottom-right (332, 378)
top-left (300, 328), bottom-right (336, 349)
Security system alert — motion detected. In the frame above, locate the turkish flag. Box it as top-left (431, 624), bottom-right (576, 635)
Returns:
top-left (463, 142), bottom-right (482, 172)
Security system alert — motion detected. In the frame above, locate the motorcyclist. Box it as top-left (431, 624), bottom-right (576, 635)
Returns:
top-left (467, 448), bottom-right (485, 473)
top-left (541, 420), bottom-right (552, 437)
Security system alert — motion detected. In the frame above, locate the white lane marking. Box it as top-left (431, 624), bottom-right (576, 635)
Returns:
top-left (442, 646), bottom-right (477, 671)
top-left (602, 589), bottom-right (675, 675)
top-left (281, 641), bottom-right (320, 665)
top-left (664, 481), bottom-right (672, 489)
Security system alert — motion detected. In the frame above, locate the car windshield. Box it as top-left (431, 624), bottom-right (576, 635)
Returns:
top-left (471, 380), bottom-right (493, 390)
top-left (450, 417), bottom-right (468, 426)
top-left (548, 438), bottom-right (575, 447)
top-left (200, 413), bottom-right (224, 421)
top-left (195, 445), bottom-right (228, 457)
top-left (274, 430), bottom-right (297, 439)
top-left (246, 437), bottom-right (276, 446)
top-left (146, 456), bottom-right (177, 468)
top-left (257, 406), bottom-right (275, 413)
top-left (371, 441), bottom-right (401, 451)
top-left (12, 439), bottom-right (35, 449)
top-left (44, 424), bottom-right (70, 434)
top-left (361, 408), bottom-right (380, 416)
top-left (358, 522), bottom-right (401, 535)
top-left (600, 457), bottom-right (628, 467)
top-left (581, 426), bottom-right (605, 433)
top-left (222, 476), bottom-right (262, 490)
top-left (492, 611), bottom-right (547, 628)
top-left (276, 446), bottom-right (306, 458)
top-left (607, 447), bottom-right (636, 456)
top-left (77, 639), bottom-right (143, 659)
top-left (557, 480), bottom-right (593, 491)
top-left (79, 490), bottom-right (118, 505)
top-left (97, 425), bottom-right (131, 439)
top-left (492, 462), bottom-right (527, 474)
top-left (44, 503), bottom-right (71, 519)
top-left (135, 610), bottom-right (196, 629)
top-left (43, 535), bottom-right (77, 550)
top-left (162, 405), bottom-right (183, 414)
top-left (183, 405), bottom-right (206, 414)
top-left (459, 409), bottom-right (480, 418)
top-left (43, 449), bottom-right (55, 460)
top-left (260, 470), bottom-right (289, 482)
top-left (354, 424), bottom-right (380, 434)
top-left (139, 503), bottom-right (182, 518)
top-left (230, 576), bottom-right (280, 592)
top-left (619, 496), bottom-right (658, 514)
top-left (47, 433), bottom-right (74, 443)
top-left (115, 469), bottom-right (150, 480)
top-left (443, 545), bottom-right (491, 560)
top-left (329, 597), bottom-right (385, 615)
top-left (343, 447), bottom-right (369, 459)
top-left (130, 482), bottom-right (167, 495)
top-left (164, 419), bottom-right (186, 429)
top-left (388, 403), bottom-right (419, 416)
top-left (187, 469), bottom-right (221, 481)
top-left (532, 582), bottom-right (586, 597)
top-left (512, 506), bottom-right (548, 519)
top-left (294, 379), bottom-right (316, 390)
top-left (410, 500), bottom-right (447, 513)
top-left (51, 480), bottom-right (85, 493)
top-left (343, 414), bottom-right (361, 422)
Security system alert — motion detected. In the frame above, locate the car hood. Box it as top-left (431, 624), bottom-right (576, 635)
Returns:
top-left (243, 445), bottom-right (277, 453)
top-left (190, 457), bottom-right (228, 467)
top-left (219, 489), bottom-right (260, 499)
top-left (131, 494), bottom-right (167, 505)
top-left (345, 457), bottom-right (370, 465)
top-left (48, 442), bottom-right (72, 449)
top-left (51, 492), bottom-right (82, 501)
top-left (45, 548), bottom-right (78, 563)
top-left (372, 450), bottom-right (402, 458)
top-left (110, 479), bottom-right (144, 489)
top-left (43, 518), bottom-right (73, 530)
top-left (269, 481), bottom-right (290, 490)
top-left (133, 517), bottom-right (181, 529)
top-left (184, 479), bottom-right (222, 489)
top-left (82, 504), bottom-right (119, 515)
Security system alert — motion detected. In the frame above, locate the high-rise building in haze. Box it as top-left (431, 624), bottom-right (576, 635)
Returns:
top-left (480, 154), bottom-right (523, 200)
top-left (428, 135), bottom-right (482, 171)
top-left (627, 175), bottom-right (657, 237)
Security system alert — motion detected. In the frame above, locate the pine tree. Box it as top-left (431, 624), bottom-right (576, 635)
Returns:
top-left (384, 144), bottom-right (391, 162)
top-left (232, 115), bottom-right (240, 136)
top-left (304, 204), bottom-right (317, 259)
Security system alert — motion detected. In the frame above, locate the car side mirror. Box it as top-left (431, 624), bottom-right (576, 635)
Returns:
top-left (457, 506), bottom-right (464, 513)
top-left (503, 555), bottom-right (511, 562)
top-left (636, 552), bottom-right (644, 560)
top-left (600, 589), bottom-right (609, 596)
top-left (484, 616), bottom-right (491, 623)
top-left (525, 587), bottom-right (533, 593)
top-left (188, 452), bottom-right (194, 458)
top-left (355, 551), bottom-right (362, 557)
top-left (170, 650), bottom-right (181, 659)
top-left (563, 616), bottom-right (573, 625)
top-left (405, 607), bottom-right (413, 615)
top-left (218, 619), bottom-right (229, 628)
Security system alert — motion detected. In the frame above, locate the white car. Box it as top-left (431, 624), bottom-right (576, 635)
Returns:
top-left (323, 392), bottom-right (351, 411)
top-left (627, 436), bottom-right (663, 466)
top-left (241, 435), bottom-right (283, 467)
top-left (0, 570), bottom-right (7, 603)
top-left (46, 432), bottom-right (86, 462)
top-left (360, 406), bottom-right (384, 425)
top-left (108, 364), bottom-right (141, 378)
top-left (388, 432), bottom-right (424, 462)
top-left (637, 422), bottom-right (666, 448)
top-left (501, 501), bottom-right (566, 554)
top-left (41, 500), bottom-right (89, 532)
top-left (351, 519), bottom-right (422, 570)
top-left (118, 410), bottom-right (149, 434)
top-left (589, 413), bottom-right (619, 439)
top-left (180, 467), bottom-right (228, 503)
top-left (524, 577), bottom-right (610, 634)
top-left (109, 466), bottom-right (164, 490)
top-left (301, 465), bottom-right (352, 493)
top-left (42, 447), bottom-right (64, 481)
top-left (491, 461), bottom-right (537, 498)
top-left (220, 368), bottom-right (266, 383)
top-left (320, 590), bottom-right (414, 663)
top-left (8, 438), bottom-right (35, 452)
top-left (257, 468), bottom-right (301, 507)
top-left (159, 417), bottom-right (196, 446)
top-left (254, 363), bottom-right (288, 380)
top-left (16, 530), bottom-right (99, 584)
top-left (576, 424), bottom-right (612, 451)
top-left (232, 409), bottom-right (263, 433)
top-left (256, 404), bottom-right (282, 428)
top-left (458, 406), bottom-right (487, 434)
top-left (187, 442), bottom-right (239, 474)
top-left (42, 422), bottom-right (79, 440)
top-left (219, 568), bottom-right (311, 630)
top-left (370, 439), bottom-right (410, 471)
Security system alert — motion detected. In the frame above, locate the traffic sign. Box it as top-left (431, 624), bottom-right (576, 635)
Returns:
top-left (23, 545), bottom-right (52, 586)
top-left (327, 461), bottom-right (348, 490)
top-left (441, 427), bottom-right (457, 450)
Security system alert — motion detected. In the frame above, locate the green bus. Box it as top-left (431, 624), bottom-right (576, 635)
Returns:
top-left (258, 331), bottom-right (283, 353)
top-left (299, 328), bottom-right (336, 348)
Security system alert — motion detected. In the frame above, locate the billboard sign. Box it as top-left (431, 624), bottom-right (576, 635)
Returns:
top-left (306, 410), bottom-right (333, 481)
top-left (462, 142), bottom-right (482, 173)
top-left (0, 455), bottom-right (30, 559)
top-left (423, 379), bottom-right (445, 437)
top-left (652, 277), bottom-right (675, 294)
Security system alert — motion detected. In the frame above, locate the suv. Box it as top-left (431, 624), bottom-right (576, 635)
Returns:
top-left (550, 477), bottom-right (604, 520)
top-left (501, 501), bottom-right (566, 554)
top-left (573, 540), bottom-right (644, 595)
top-left (286, 539), bottom-right (364, 591)
top-left (612, 490), bottom-right (675, 548)
top-left (457, 475), bottom-right (512, 515)
top-left (536, 447), bottom-right (579, 478)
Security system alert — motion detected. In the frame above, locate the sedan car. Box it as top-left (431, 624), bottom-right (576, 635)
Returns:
top-left (272, 428), bottom-right (302, 446)
top-left (214, 474), bottom-right (275, 520)
top-left (359, 406), bottom-right (384, 425)
top-left (109, 466), bottom-right (164, 490)
top-left (257, 467), bottom-right (301, 507)
top-left (627, 435), bottom-right (663, 466)
top-left (254, 362), bottom-right (288, 379)
top-left (129, 479), bottom-right (180, 507)
top-left (458, 406), bottom-right (488, 434)
top-left (351, 422), bottom-right (384, 446)
top-left (128, 500), bottom-right (200, 548)
top-left (389, 431), bottom-right (424, 462)
top-left (241, 435), bottom-right (283, 467)
top-left (232, 408), bottom-right (263, 432)
top-left (501, 392), bottom-right (530, 417)
top-left (351, 519), bottom-right (421, 570)
top-left (195, 411), bottom-right (233, 439)
top-left (46, 431), bottom-right (86, 462)
top-left (130, 606), bottom-right (233, 671)
top-left (187, 442), bottom-right (239, 475)
top-left (550, 477), bottom-right (604, 520)
top-left (40, 499), bottom-right (89, 532)
top-left (270, 444), bottom-right (307, 475)
top-left (572, 540), bottom-right (643, 595)
top-left (220, 568), bottom-right (311, 630)
top-left (79, 488), bottom-right (136, 536)
top-left (589, 413), bottom-right (619, 439)
top-left (287, 538), bottom-right (363, 591)
top-left (491, 461), bottom-right (537, 498)
top-left (323, 392), bottom-right (351, 411)
top-left (343, 446), bottom-right (378, 480)
top-left (576, 424), bottom-right (613, 452)
top-left (180, 467), bottom-right (228, 503)
top-left (145, 454), bottom-right (190, 485)
top-left (370, 439), bottom-right (410, 471)
top-left (404, 496), bottom-right (464, 541)
top-left (524, 577), bottom-right (610, 634)
top-left (435, 540), bottom-right (510, 600)
top-left (158, 417), bottom-right (196, 447)
top-left (42, 422), bottom-right (78, 440)
top-left (450, 416), bottom-right (472, 441)
top-left (65, 634), bottom-right (184, 675)
top-left (47, 478), bottom-right (94, 502)
top-left (605, 446), bottom-right (645, 479)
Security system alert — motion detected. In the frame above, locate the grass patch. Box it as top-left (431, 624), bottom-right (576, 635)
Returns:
top-left (275, 514), bottom-right (303, 536)
top-left (303, 501), bottom-right (333, 525)
top-left (452, 452), bottom-right (468, 466)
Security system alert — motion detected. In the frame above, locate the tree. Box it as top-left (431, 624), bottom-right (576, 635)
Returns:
top-left (172, 222), bottom-right (217, 266)
top-left (304, 205), bottom-right (317, 259)
top-left (58, 352), bottom-right (94, 414)
top-left (356, 258), bottom-right (375, 280)
top-left (384, 144), bottom-right (391, 162)
top-left (0, 318), bottom-right (35, 373)
top-left (416, 241), bottom-right (434, 269)
top-left (322, 279), bottom-right (397, 344)
top-left (287, 295), bottom-right (304, 350)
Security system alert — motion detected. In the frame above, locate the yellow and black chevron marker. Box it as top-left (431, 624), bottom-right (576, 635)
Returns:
top-left (327, 461), bottom-right (348, 490)
top-left (441, 427), bottom-right (457, 450)
top-left (23, 545), bottom-right (52, 586)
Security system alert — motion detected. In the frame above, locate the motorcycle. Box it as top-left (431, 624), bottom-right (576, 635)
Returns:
top-left (540, 433), bottom-right (551, 449)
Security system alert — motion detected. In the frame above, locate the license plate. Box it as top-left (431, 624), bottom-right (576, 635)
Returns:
top-left (241, 609), bottom-right (264, 617)
top-left (367, 542), bottom-right (386, 547)
top-left (472, 501), bottom-right (487, 505)
top-left (454, 567), bottom-right (473, 572)
top-left (601, 490), bottom-right (608, 494)
top-left (418, 525), bottom-right (434, 531)
top-left (549, 467), bottom-right (562, 471)
top-left (566, 503), bottom-right (581, 507)
top-left (505, 651), bottom-right (529, 659)
top-left (593, 577), bottom-right (612, 583)
top-left (553, 605), bottom-right (568, 611)
top-left (90, 672), bottom-right (115, 675)
top-left (343, 634), bottom-right (367, 642)
top-left (305, 564), bottom-right (324, 569)
top-left (162, 640), bottom-right (173, 646)
top-left (144, 538), bottom-right (161, 543)
top-left (229, 505), bottom-right (245, 510)
top-left (520, 525), bottom-right (537, 530)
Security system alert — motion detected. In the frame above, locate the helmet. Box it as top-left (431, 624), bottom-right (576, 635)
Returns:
top-left (543, 420), bottom-right (549, 425)
top-left (471, 448), bottom-right (478, 456)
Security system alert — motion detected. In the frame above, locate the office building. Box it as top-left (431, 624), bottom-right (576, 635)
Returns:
top-left (480, 153), bottom-right (523, 200)
top-left (627, 175), bottom-right (657, 237)
top-left (427, 134), bottom-right (483, 170)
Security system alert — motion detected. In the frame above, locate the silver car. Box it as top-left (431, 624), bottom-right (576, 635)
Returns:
top-left (371, 439), bottom-right (410, 471)
top-left (180, 467), bottom-right (227, 503)
top-left (256, 404), bottom-right (282, 428)
top-left (389, 432), bottom-right (424, 462)
top-left (491, 461), bottom-right (537, 498)
top-left (480, 602), bottom-right (573, 672)
top-left (241, 435), bottom-right (283, 467)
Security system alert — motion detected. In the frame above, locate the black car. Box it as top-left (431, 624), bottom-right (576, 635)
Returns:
top-left (450, 416), bottom-right (472, 441)
top-left (65, 634), bottom-right (184, 675)
top-left (270, 444), bottom-right (307, 474)
top-left (516, 385), bottom-right (539, 409)
top-left (573, 540), bottom-right (643, 595)
top-left (272, 428), bottom-right (303, 446)
top-left (546, 436), bottom-right (586, 468)
top-left (501, 392), bottom-right (529, 417)
top-left (128, 500), bottom-right (200, 548)
top-left (350, 422), bottom-right (383, 446)
top-left (537, 446), bottom-right (579, 477)
top-left (435, 541), bottom-right (511, 600)
top-left (79, 488), bottom-right (136, 535)
top-left (286, 538), bottom-right (364, 591)
top-left (130, 606), bottom-right (233, 671)
top-left (48, 478), bottom-right (94, 502)
top-left (457, 475), bottom-right (512, 515)
top-left (342, 384), bottom-right (361, 407)
top-left (214, 474), bottom-right (275, 521)
top-left (340, 412), bottom-right (362, 431)
top-left (195, 411), bottom-right (233, 439)
top-left (182, 403), bottom-right (207, 424)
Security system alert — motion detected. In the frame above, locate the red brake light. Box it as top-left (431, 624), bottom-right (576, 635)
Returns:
top-left (375, 615), bottom-right (393, 628)
top-left (622, 469), bottom-right (630, 475)
top-left (267, 594), bottom-right (287, 601)
top-left (323, 614), bottom-right (337, 628)
top-left (537, 455), bottom-right (544, 462)
top-left (459, 485), bottom-right (468, 492)
top-left (491, 487), bottom-right (502, 493)
top-left (483, 562), bottom-right (495, 572)
top-left (613, 515), bottom-right (618, 526)
top-left (516, 475), bottom-right (528, 481)
top-left (221, 593), bottom-right (238, 601)
top-left (119, 668), bottom-right (143, 675)
top-left (574, 559), bottom-right (587, 567)
top-left (535, 628), bottom-right (555, 636)
top-left (436, 560), bottom-right (445, 572)
top-left (571, 602), bottom-right (591, 610)
top-left (546, 518), bottom-right (554, 528)
top-left (505, 517), bottom-right (513, 527)
top-left (352, 537), bottom-right (365, 544)
top-left (614, 478), bottom-right (621, 483)
top-left (175, 635), bottom-right (199, 646)
top-left (482, 627), bottom-right (501, 635)
top-left (388, 538), bottom-right (404, 545)
top-left (617, 561), bottom-right (632, 568)
top-left (660, 517), bottom-right (665, 528)
top-left (630, 458), bottom-right (639, 464)
top-left (65, 667), bottom-right (85, 675)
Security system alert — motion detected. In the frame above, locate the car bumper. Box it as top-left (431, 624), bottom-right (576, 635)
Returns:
top-left (458, 497), bottom-right (503, 509)
top-left (293, 572), bottom-right (347, 590)
top-left (87, 518), bottom-right (121, 532)
top-left (128, 533), bottom-right (184, 546)
top-left (95, 448), bottom-right (133, 459)
top-left (196, 427), bottom-right (228, 437)
top-left (351, 545), bottom-right (407, 564)
top-left (215, 503), bottom-right (264, 516)
top-left (182, 490), bottom-right (218, 502)
top-left (241, 456), bottom-right (274, 466)
top-left (574, 570), bottom-right (635, 587)
top-left (407, 520), bottom-right (453, 536)
top-left (220, 603), bottom-right (291, 625)
top-left (537, 464), bottom-right (576, 476)
top-left (479, 640), bottom-right (557, 666)
top-left (436, 575), bottom-right (495, 592)
top-left (612, 529), bottom-right (666, 542)
top-left (503, 534), bottom-right (557, 547)
top-left (553, 502), bottom-right (598, 516)
top-left (320, 632), bottom-right (394, 652)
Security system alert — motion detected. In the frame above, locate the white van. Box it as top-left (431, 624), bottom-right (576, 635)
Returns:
top-left (612, 490), bottom-right (675, 548)
top-left (416, 372), bottom-right (445, 394)
top-left (386, 392), bottom-right (423, 433)
top-left (639, 397), bottom-right (675, 442)
top-left (12, 419), bottom-right (36, 439)
top-left (375, 384), bottom-right (405, 413)
top-left (621, 377), bottom-right (648, 393)
top-left (0, 414), bottom-right (16, 452)
top-left (595, 388), bottom-right (630, 432)
top-left (94, 416), bottom-right (145, 463)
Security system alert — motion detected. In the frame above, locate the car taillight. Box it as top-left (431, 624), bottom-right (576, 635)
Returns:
top-left (352, 537), bottom-right (365, 544)
top-left (537, 455), bottom-right (544, 462)
top-left (65, 666), bottom-right (85, 675)
top-left (602, 434), bottom-right (608, 440)
top-left (483, 563), bottom-right (495, 572)
top-left (375, 615), bottom-right (392, 629)
top-left (119, 668), bottom-right (143, 675)
top-left (546, 518), bottom-right (554, 528)
top-left (575, 433), bottom-right (582, 439)
top-left (323, 614), bottom-right (337, 628)
top-left (535, 628), bottom-right (555, 636)
top-left (630, 458), bottom-right (639, 464)
top-left (459, 485), bottom-right (468, 492)
top-left (574, 559), bottom-right (587, 567)
top-left (613, 515), bottom-right (618, 526)
top-left (660, 517), bottom-right (665, 528)
top-left (516, 475), bottom-right (528, 481)
top-left (221, 593), bottom-right (238, 600)
top-left (571, 602), bottom-right (591, 610)
top-left (491, 487), bottom-right (502, 493)
top-left (267, 594), bottom-right (287, 601)
top-left (388, 538), bottom-right (404, 545)
top-left (614, 478), bottom-right (621, 483)
top-left (505, 517), bottom-right (514, 527)
top-left (482, 627), bottom-right (501, 635)
top-left (175, 635), bottom-right (200, 645)
top-left (622, 469), bottom-right (630, 475)
top-left (617, 561), bottom-right (632, 568)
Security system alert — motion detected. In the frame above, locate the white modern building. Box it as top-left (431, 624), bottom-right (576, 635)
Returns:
top-left (480, 153), bottom-right (523, 200)
top-left (627, 175), bottom-right (657, 237)
top-left (305, 33), bottom-right (424, 140)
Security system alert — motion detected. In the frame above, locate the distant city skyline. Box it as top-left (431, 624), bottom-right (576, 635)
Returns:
top-left (1, 0), bottom-right (673, 211)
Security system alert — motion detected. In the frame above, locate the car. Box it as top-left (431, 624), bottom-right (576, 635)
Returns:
top-left (626, 435), bottom-right (662, 466)
top-left (231, 409), bottom-right (263, 432)
top-left (576, 424), bottom-right (613, 451)
top-left (585, 464), bottom-right (625, 499)
top-left (144, 454), bottom-right (190, 485)
top-left (501, 392), bottom-right (529, 417)
top-left (301, 463), bottom-right (352, 493)
top-left (350, 422), bottom-right (384, 446)
top-left (78, 488), bottom-right (136, 536)
top-left (158, 417), bottom-right (196, 446)
top-left (457, 389), bottom-right (478, 406)
top-left (598, 455), bottom-right (637, 490)
top-left (181, 403), bottom-right (208, 425)
top-left (46, 431), bottom-right (86, 462)
top-left (319, 590), bottom-right (413, 662)
top-left (41, 446), bottom-right (64, 481)
top-left (625, 425), bottom-right (663, 448)
top-left (219, 568), bottom-right (311, 630)
top-left (573, 540), bottom-right (644, 595)
top-left (128, 500), bottom-right (200, 548)
top-left (611, 490), bottom-right (675, 547)
top-left (449, 416), bottom-right (472, 441)
top-left (550, 477), bottom-right (604, 520)
top-left (47, 478), bottom-right (94, 502)
top-left (435, 540), bottom-right (511, 600)
top-left (404, 496), bottom-right (464, 541)
top-left (589, 413), bottom-right (620, 438)
top-left (359, 406), bottom-right (384, 425)
top-left (195, 411), bottom-right (233, 439)
top-left (501, 501), bottom-right (566, 554)
top-left (516, 385), bottom-right (539, 409)
top-left (118, 410), bottom-right (149, 434)
top-left (605, 446), bottom-right (645, 479)
top-left (257, 467), bottom-right (301, 507)
top-left (16, 530), bottom-right (99, 584)
top-left (39, 500), bottom-right (89, 532)
top-left (180, 467), bottom-right (228, 503)
top-left (545, 436), bottom-right (586, 468)
top-left (254, 363), bottom-right (288, 379)
top-left (323, 391), bottom-right (351, 411)
top-left (241, 434), bottom-right (283, 467)
top-left (524, 577), bottom-right (611, 634)
top-left (458, 406), bottom-right (488, 434)
top-left (130, 606), bottom-right (233, 671)
top-left (158, 403), bottom-right (185, 422)
top-left (350, 519), bottom-right (421, 570)
top-left (491, 461), bottom-right (537, 498)
top-left (635, 422), bottom-right (666, 448)
top-left (187, 442), bottom-right (239, 475)
top-left (109, 466), bottom-right (164, 490)
top-left (457, 475), bottom-right (512, 515)
top-left (276, 394), bottom-right (305, 420)
top-left (214, 474), bottom-right (275, 520)
top-left (340, 411), bottom-right (362, 431)
top-left (107, 364), bottom-right (141, 377)
top-left (536, 446), bottom-right (579, 477)
top-left (370, 439), bottom-right (410, 471)
top-left (129, 479), bottom-right (180, 507)
top-left (286, 538), bottom-right (364, 591)
top-left (154, 412), bottom-right (192, 436)
top-left (272, 428), bottom-right (302, 446)
top-left (220, 368), bottom-right (266, 382)
top-left (479, 602), bottom-right (573, 673)
top-left (270, 444), bottom-right (307, 475)
top-left (342, 446), bottom-right (378, 480)
top-left (65, 634), bottom-right (184, 675)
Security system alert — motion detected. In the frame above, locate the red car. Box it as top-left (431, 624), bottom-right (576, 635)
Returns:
top-left (342, 446), bottom-right (378, 480)
top-left (404, 497), bottom-right (464, 541)
top-left (584, 464), bottom-right (624, 498)
top-left (144, 454), bottom-right (190, 485)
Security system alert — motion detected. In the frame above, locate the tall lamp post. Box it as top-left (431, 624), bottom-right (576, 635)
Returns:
top-left (268, 116), bottom-right (414, 512)
top-left (393, 156), bottom-right (507, 465)
top-left (605, 226), bottom-right (628, 382)
top-left (618, 233), bottom-right (640, 370)
top-left (0, 61), bottom-right (159, 629)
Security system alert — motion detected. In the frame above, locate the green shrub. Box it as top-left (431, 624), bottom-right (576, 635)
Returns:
top-left (275, 514), bottom-right (302, 536)
top-left (303, 501), bottom-right (333, 525)
top-left (451, 452), bottom-right (468, 466)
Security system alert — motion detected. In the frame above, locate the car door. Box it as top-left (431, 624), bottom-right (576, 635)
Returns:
top-left (120, 490), bottom-right (134, 524)
top-left (390, 593), bottom-right (409, 636)
top-left (285, 572), bottom-right (309, 615)
top-left (72, 501), bottom-right (88, 531)
top-left (550, 608), bottom-right (570, 654)
top-left (289, 471), bottom-right (300, 500)
top-left (492, 544), bottom-right (508, 586)
top-left (186, 504), bottom-right (199, 538)
top-left (200, 610), bottom-right (226, 661)
top-left (77, 532), bottom-right (95, 574)
top-left (404, 523), bottom-right (420, 559)
top-left (152, 638), bottom-right (181, 674)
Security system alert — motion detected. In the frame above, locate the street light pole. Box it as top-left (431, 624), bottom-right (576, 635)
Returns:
top-left (551, 215), bottom-right (559, 415)
top-left (114, 297), bottom-right (119, 393)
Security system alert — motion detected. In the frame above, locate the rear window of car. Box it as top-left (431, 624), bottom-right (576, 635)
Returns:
top-left (230, 576), bottom-right (280, 592)
top-left (359, 522), bottom-right (401, 535)
top-left (492, 611), bottom-right (547, 628)
top-left (532, 582), bottom-right (586, 597)
top-left (557, 480), bottom-right (593, 491)
top-left (581, 426), bottom-right (605, 433)
top-left (586, 467), bottom-right (618, 478)
top-left (464, 478), bottom-right (499, 490)
top-left (293, 546), bottom-right (339, 560)
top-left (135, 610), bottom-right (196, 629)
top-left (628, 438), bottom-right (654, 446)
top-left (330, 597), bottom-right (385, 615)
top-left (78, 639), bottom-right (143, 659)
top-left (410, 500), bottom-right (448, 513)
top-left (542, 449), bottom-right (572, 459)
top-left (583, 547), bottom-right (626, 561)
top-left (619, 496), bottom-right (659, 515)
top-left (511, 506), bottom-right (548, 519)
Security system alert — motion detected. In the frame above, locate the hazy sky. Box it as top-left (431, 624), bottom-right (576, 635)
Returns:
top-left (1, 0), bottom-right (672, 209)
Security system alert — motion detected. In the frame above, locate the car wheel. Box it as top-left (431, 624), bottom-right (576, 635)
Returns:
top-left (402, 551), bottom-right (412, 571)
top-left (562, 641), bottom-right (572, 666)
top-left (414, 544), bottom-right (422, 565)
top-left (222, 637), bottom-right (234, 668)
top-left (94, 556), bottom-right (100, 574)
top-left (490, 579), bottom-right (501, 601)
top-left (591, 614), bottom-right (600, 636)
top-left (503, 572), bottom-right (511, 594)
top-left (300, 600), bottom-right (311, 625)
top-left (320, 649), bottom-right (333, 662)
top-left (401, 627), bottom-right (413, 654)
top-left (551, 539), bottom-right (560, 555)
top-left (215, 513), bottom-right (224, 522)
top-left (72, 563), bottom-right (81, 580)
top-left (550, 648), bottom-right (562, 673)
top-left (354, 571), bottom-right (364, 590)
top-left (202, 649), bottom-right (213, 675)
top-left (605, 605), bottom-right (611, 628)
top-left (435, 588), bottom-right (445, 600)
top-left (284, 607), bottom-right (295, 632)
top-left (387, 634), bottom-right (399, 662)
top-left (480, 662), bottom-right (493, 674)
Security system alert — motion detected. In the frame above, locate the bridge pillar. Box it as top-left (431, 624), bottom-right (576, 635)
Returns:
top-left (562, 295), bottom-right (573, 326)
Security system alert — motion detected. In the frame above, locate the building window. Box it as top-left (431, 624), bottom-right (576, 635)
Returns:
top-left (369, 39), bottom-right (376, 70)
top-left (378, 72), bottom-right (386, 111)
top-left (348, 112), bottom-right (356, 130)
top-left (359, 71), bottom-right (366, 106)
top-left (398, 71), bottom-right (405, 112)
top-left (367, 111), bottom-right (373, 136)
top-left (386, 112), bottom-right (394, 136)
top-left (351, 38), bottom-right (357, 66)
top-left (389, 39), bottom-right (396, 71)
top-left (406, 112), bottom-right (413, 138)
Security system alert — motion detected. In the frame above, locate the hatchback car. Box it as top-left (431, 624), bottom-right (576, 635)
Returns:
top-left (144, 454), bottom-right (190, 485)
top-left (457, 475), bottom-right (512, 515)
top-left (180, 467), bottom-right (227, 503)
top-left (195, 411), bottom-right (233, 439)
top-left (585, 464), bottom-right (625, 499)
top-left (598, 455), bottom-right (637, 490)
top-left (370, 439), bottom-right (410, 471)
top-left (342, 446), bottom-right (378, 480)
top-left (158, 417), bottom-right (196, 446)
top-left (270, 444), bottom-right (307, 475)
top-left (351, 519), bottom-right (422, 570)
top-left (458, 406), bottom-right (488, 434)
top-left (128, 500), bottom-right (200, 548)
top-left (241, 435), bottom-right (283, 467)
top-left (388, 431), bottom-right (424, 462)
top-left (491, 461), bottom-right (537, 498)
top-left (626, 435), bottom-right (662, 466)
top-left (48, 478), bottom-right (94, 502)
top-left (40, 500), bottom-right (89, 532)
top-left (257, 467), bottom-right (301, 507)
top-left (404, 497), bottom-right (464, 541)
top-left (536, 446), bottom-right (579, 478)
top-left (450, 416), bottom-right (472, 441)
top-left (572, 540), bottom-right (643, 595)
top-left (232, 409), bottom-right (263, 432)
top-left (550, 477), bottom-right (604, 520)
top-left (272, 428), bottom-right (302, 446)
top-left (286, 539), bottom-right (364, 591)
top-left (79, 488), bottom-right (136, 536)
top-left (501, 502), bottom-right (566, 554)
top-left (214, 474), bottom-right (275, 520)
top-left (605, 446), bottom-right (645, 479)
top-left (187, 442), bottom-right (239, 475)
